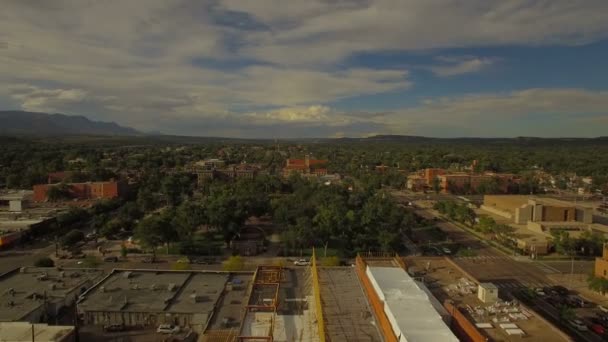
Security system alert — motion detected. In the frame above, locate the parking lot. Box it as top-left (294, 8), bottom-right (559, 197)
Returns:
top-left (405, 256), bottom-right (570, 341)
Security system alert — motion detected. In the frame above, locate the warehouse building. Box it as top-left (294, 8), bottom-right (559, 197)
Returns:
top-left (0, 267), bottom-right (104, 323)
top-left (77, 269), bottom-right (252, 333)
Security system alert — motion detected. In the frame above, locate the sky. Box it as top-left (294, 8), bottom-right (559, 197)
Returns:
top-left (1, 0), bottom-right (608, 138)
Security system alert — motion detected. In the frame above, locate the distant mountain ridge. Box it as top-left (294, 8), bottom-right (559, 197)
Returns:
top-left (0, 110), bottom-right (140, 136)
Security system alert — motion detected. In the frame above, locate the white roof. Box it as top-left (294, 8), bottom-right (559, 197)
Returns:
top-left (367, 267), bottom-right (459, 342)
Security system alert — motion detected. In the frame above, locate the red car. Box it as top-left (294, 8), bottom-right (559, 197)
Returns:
top-left (591, 324), bottom-right (605, 335)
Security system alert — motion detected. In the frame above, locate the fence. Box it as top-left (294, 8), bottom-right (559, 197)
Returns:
top-left (311, 249), bottom-right (327, 342)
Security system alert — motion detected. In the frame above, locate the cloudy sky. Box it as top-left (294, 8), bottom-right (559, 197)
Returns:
top-left (1, 0), bottom-right (608, 138)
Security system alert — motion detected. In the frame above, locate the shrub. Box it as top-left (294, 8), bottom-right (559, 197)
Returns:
top-left (223, 255), bottom-right (244, 271)
top-left (34, 257), bottom-right (54, 267)
top-left (320, 256), bottom-right (340, 266)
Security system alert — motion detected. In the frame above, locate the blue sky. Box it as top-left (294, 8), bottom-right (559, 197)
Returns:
top-left (1, 1), bottom-right (608, 138)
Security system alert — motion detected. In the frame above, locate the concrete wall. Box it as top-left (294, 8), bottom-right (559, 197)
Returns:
top-left (515, 204), bottom-right (533, 224)
top-left (8, 200), bottom-right (23, 212)
top-left (532, 204), bottom-right (543, 221)
top-left (526, 221), bottom-right (544, 234)
top-left (596, 258), bottom-right (608, 279)
top-left (543, 206), bottom-right (575, 222)
top-left (480, 205), bottom-right (512, 220)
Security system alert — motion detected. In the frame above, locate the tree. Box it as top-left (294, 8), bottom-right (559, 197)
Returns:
top-left (34, 257), bottom-right (54, 267)
top-left (431, 177), bottom-right (441, 194)
top-left (61, 229), bottom-right (84, 247)
top-left (172, 201), bottom-right (206, 240)
top-left (476, 216), bottom-right (496, 234)
top-left (551, 231), bottom-right (575, 255)
top-left (588, 274), bottom-right (608, 295)
top-left (205, 189), bottom-right (248, 244)
top-left (223, 255), bottom-right (245, 271)
top-left (47, 183), bottom-right (72, 201)
top-left (134, 214), bottom-right (175, 261)
top-left (100, 218), bottom-right (123, 239)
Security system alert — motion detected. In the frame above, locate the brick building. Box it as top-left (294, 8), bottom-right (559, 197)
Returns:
top-left (282, 155), bottom-right (327, 177)
top-left (33, 180), bottom-right (127, 202)
top-left (595, 244), bottom-right (608, 279)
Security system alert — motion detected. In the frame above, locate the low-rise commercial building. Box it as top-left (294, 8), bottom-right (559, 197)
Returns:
top-left (77, 269), bottom-right (252, 333)
top-left (365, 266), bottom-right (458, 342)
top-left (480, 195), bottom-right (608, 254)
top-left (0, 267), bottom-right (104, 323)
top-left (33, 180), bottom-right (128, 202)
top-left (0, 322), bottom-right (75, 342)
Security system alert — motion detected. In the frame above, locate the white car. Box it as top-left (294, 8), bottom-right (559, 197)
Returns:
top-left (157, 324), bottom-right (180, 334)
top-left (569, 319), bottom-right (588, 332)
top-left (293, 259), bottom-right (311, 266)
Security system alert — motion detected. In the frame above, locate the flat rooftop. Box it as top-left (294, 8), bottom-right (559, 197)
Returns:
top-left (0, 322), bottom-right (73, 342)
top-left (0, 190), bottom-right (33, 201)
top-left (318, 267), bottom-right (382, 342)
top-left (78, 270), bottom-right (250, 320)
top-left (240, 267), bottom-right (318, 342)
top-left (0, 219), bottom-right (47, 232)
top-left (0, 267), bottom-right (104, 321)
top-left (367, 266), bottom-right (458, 342)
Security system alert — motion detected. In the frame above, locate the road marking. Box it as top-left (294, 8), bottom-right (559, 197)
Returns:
top-left (535, 262), bottom-right (561, 274)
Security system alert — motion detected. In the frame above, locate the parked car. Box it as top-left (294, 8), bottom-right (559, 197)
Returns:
top-left (569, 319), bottom-right (589, 332)
top-left (142, 257), bottom-right (153, 263)
top-left (103, 324), bottom-right (125, 332)
top-left (591, 317), bottom-right (608, 329)
top-left (157, 324), bottom-right (180, 334)
top-left (590, 323), bottom-right (605, 335)
top-left (442, 247), bottom-right (452, 255)
top-left (103, 256), bottom-right (119, 262)
top-left (599, 305), bottom-right (608, 313)
top-left (176, 257), bottom-right (190, 264)
top-left (293, 259), bottom-right (311, 266)
top-left (567, 295), bottom-right (590, 308)
top-left (534, 287), bottom-right (546, 296)
top-left (552, 285), bottom-right (569, 296)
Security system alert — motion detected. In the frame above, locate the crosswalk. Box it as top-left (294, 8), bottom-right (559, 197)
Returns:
top-left (493, 281), bottom-right (552, 290)
top-left (535, 263), bottom-right (561, 274)
top-left (453, 255), bottom-right (509, 261)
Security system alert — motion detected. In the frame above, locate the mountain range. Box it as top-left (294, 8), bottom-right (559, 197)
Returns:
top-left (0, 110), bottom-right (140, 136)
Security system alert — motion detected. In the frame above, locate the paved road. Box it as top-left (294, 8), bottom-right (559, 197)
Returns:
top-left (392, 191), bottom-right (561, 291)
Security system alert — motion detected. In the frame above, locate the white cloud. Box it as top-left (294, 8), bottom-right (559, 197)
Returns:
top-left (226, 0), bottom-right (608, 66)
top-left (381, 88), bottom-right (608, 136)
top-left (430, 56), bottom-right (496, 77)
top-left (8, 85), bottom-right (91, 112)
top-left (1, 1), bottom-right (608, 137)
